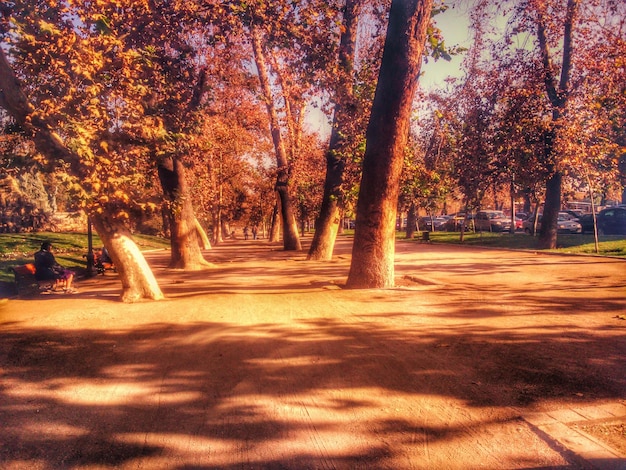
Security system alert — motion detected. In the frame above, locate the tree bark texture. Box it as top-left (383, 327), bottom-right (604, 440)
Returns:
top-left (539, 170), bottom-right (562, 247)
top-left (91, 213), bottom-right (164, 302)
top-left (308, 0), bottom-right (360, 261)
top-left (346, 0), bottom-right (433, 288)
top-left (157, 156), bottom-right (212, 269)
top-left (250, 26), bottom-right (301, 251)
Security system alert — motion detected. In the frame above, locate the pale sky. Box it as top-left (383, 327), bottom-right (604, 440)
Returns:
top-left (305, 3), bottom-right (474, 137)
top-left (420, 3), bottom-right (473, 90)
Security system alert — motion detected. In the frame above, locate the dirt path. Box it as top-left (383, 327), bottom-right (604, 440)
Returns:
top-left (1, 238), bottom-right (625, 469)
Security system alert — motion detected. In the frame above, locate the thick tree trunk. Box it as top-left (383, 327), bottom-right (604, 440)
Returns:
top-left (158, 156), bottom-right (212, 269)
top-left (308, 0), bottom-right (360, 261)
top-left (220, 219), bottom-right (231, 240)
top-left (538, 171), bottom-right (562, 248)
top-left (250, 26), bottom-right (301, 251)
top-left (346, 0), bottom-right (433, 288)
top-left (91, 213), bottom-right (164, 302)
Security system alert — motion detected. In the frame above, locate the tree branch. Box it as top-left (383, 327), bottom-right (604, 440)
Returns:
top-left (0, 48), bottom-right (86, 178)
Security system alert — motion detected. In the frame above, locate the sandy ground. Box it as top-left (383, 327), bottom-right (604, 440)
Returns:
top-left (0, 237), bottom-right (625, 469)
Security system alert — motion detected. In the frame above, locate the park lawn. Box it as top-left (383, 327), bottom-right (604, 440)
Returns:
top-left (0, 232), bottom-right (170, 283)
top-left (1, 230), bottom-right (624, 285)
top-left (403, 231), bottom-right (626, 258)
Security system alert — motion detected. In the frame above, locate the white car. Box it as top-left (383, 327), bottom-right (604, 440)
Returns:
top-left (524, 212), bottom-right (582, 234)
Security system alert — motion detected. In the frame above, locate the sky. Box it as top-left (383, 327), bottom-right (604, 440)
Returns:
top-left (420, 3), bottom-right (473, 91)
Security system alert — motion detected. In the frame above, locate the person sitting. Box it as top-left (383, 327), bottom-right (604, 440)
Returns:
top-left (34, 242), bottom-right (77, 293)
top-left (95, 246), bottom-right (114, 274)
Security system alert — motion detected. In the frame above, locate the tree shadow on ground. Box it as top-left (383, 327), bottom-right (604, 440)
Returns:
top-left (1, 314), bottom-right (624, 468)
top-left (1, 239), bottom-right (625, 468)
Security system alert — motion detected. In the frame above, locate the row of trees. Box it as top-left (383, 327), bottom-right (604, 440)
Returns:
top-left (0, 0), bottom-right (624, 300)
top-left (405, 0), bottom-right (625, 245)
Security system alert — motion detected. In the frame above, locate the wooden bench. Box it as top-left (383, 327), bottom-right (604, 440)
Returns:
top-left (11, 263), bottom-right (54, 297)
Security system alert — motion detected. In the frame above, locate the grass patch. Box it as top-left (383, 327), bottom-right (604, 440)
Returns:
top-left (401, 231), bottom-right (626, 258)
top-left (0, 232), bottom-right (170, 283)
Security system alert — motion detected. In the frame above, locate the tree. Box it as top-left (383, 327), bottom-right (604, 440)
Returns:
top-left (250, 26), bottom-right (302, 250)
top-left (307, 0), bottom-right (363, 260)
top-left (1, 1), bottom-right (228, 271)
top-left (534, 0), bottom-right (579, 249)
top-left (0, 47), bottom-right (164, 301)
top-left (402, 108), bottom-right (456, 238)
top-left (209, 0), bottom-right (343, 251)
top-left (346, 0), bottom-right (434, 288)
top-left (111, 1), bottom-right (214, 269)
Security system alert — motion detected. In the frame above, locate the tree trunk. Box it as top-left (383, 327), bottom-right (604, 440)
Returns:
top-left (250, 26), bottom-right (301, 251)
top-left (406, 202), bottom-right (417, 239)
top-left (161, 204), bottom-right (171, 238)
top-left (91, 213), bottom-right (164, 302)
top-left (308, 0), bottom-right (360, 261)
top-left (619, 153), bottom-right (626, 204)
top-left (538, 171), bottom-right (561, 248)
top-left (535, 0), bottom-right (578, 249)
top-left (269, 200), bottom-right (281, 242)
top-left (212, 172), bottom-right (224, 245)
top-left (346, 0), bottom-right (433, 288)
top-left (157, 156), bottom-right (212, 269)
top-left (220, 219), bottom-right (231, 240)
top-left (195, 217), bottom-right (212, 250)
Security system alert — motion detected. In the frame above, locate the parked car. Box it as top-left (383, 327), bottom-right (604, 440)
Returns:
top-left (597, 206), bottom-right (626, 235)
top-left (556, 213), bottom-right (583, 233)
top-left (441, 213), bottom-right (476, 232)
top-left (522, 215), bottom-right (540, 234)
top-left (523, 212), bottom-right (582, 234)
top-left (562, 209), bottom-right (584, 220)
top-left (418, 215), bottom-right (450, 232)
top-left (474, 210), bottom-right (512, 232)
top-left (443, 213), bottom-right (464, 232)
top-left (578, 213), bottom-right (595, 233)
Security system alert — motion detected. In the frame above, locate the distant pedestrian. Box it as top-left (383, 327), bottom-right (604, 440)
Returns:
top-left (243, 226), bottom-right (249, 240)
top-left (252, 226), bottom-right (258, 240)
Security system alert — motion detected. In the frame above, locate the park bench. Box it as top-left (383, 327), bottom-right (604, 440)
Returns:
top-left (11, 263), bottom-right (54, 297)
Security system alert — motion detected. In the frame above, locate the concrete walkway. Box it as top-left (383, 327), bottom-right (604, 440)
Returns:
top-left (519, 402), bottom-right (626, 469)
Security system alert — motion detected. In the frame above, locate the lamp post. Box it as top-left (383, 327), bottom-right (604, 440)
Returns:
top-left (85, 216), bottom-right (95, 277)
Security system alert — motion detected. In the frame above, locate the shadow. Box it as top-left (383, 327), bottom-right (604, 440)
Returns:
top-left (1, 238), bottom-right (625, 468)
top-left (1, 314), bottom-right (624, 468)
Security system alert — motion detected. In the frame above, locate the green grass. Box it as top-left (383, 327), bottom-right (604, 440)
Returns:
top-left (0, 232), bottom-right (170, 283)
top-left (2, 230), bottom-right (623, 285)
top-left (400, 231), bottom-right (626, 258)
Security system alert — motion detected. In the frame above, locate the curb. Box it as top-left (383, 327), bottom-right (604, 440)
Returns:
top-left (516, 402), bottom-right (626, 469)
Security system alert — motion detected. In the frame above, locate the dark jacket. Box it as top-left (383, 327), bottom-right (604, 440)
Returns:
top-left (34, 249), bottom-right (63, 280)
